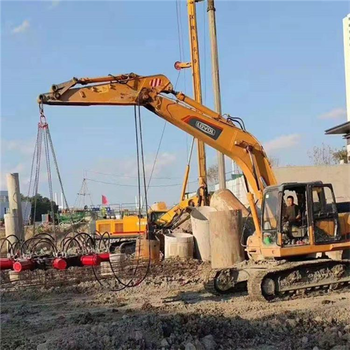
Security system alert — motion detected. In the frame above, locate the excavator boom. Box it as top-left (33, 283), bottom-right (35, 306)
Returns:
top-left (39, 73), bottom-right (277, 235)
top-left (39, 73), bottom-right (276, 188)
top-left (40, 74), bottom-right (174, 106)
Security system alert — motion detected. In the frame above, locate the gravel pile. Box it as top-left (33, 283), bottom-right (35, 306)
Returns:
top-left (9, 308), bottom-right (348, 350)
top-left (1, 258), bottom-right (349, 350)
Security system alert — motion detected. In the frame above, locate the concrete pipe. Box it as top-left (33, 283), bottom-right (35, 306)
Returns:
top-left (210, 189), bottom-right (249, 217)
top-left (209, 209), bottom-right (245, 269)
top-left (164, 232), bottom-right (194, 259)
top-left (6, 173), bottom-right (24, 241)
top-left (190, 206), bottom-right (217, 261)
top-left (211, 189), bottom-right (255, 243)
top-left (135, 238), bottom-right (160, 263)
top-left (4, 213), bottom-right (19, 252)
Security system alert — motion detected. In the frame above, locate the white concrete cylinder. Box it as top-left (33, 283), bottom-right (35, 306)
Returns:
top-left (164, 232), bottom-right (194, 259)
top-left (164, 234), bottom-right (177, 258)
top-left (4, 213), bottom-right (19, 250)
top-left (210, 189), bottom-right (249, 217)
top-left (190, 206), bottom-right (217, 261)
top-left (209, 210), bottom-right (245, 269)
top-left (6, 173), bottom-right (24, 241)
top-left (110, 252), bottom-right (126, 265)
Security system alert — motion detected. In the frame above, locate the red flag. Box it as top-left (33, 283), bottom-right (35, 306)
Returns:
top-left (102, 195), bottom-right (108, 205)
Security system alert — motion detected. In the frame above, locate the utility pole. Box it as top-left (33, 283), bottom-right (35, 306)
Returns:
top-left (207, 0), bottom-right (226, 190)
top-left (187, 0), bottom-right (208, 197)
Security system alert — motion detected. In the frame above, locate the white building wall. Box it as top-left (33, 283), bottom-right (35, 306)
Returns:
top-left (213, 165), bottom-right (350, 207)
top-left (344, 14), bottom-right (350, 120)
top-left (214, 175), bottom-right (249, 207)
top-left (274, 165), bottom-right (350, 203)
top-left (0, 191), bottom-right (31, 224)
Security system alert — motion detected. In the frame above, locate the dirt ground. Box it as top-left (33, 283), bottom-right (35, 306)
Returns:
top-left (1, 259), bottom-right (349, 350)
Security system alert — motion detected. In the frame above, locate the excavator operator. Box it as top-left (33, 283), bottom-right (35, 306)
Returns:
top-left (284, 196), bottom-right (301, 226)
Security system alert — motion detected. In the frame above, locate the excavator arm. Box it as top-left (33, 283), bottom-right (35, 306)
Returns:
top-left (39, 73), bottom-right (277, 234)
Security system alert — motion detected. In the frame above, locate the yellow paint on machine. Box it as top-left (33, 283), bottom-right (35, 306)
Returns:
top-left (96, 216), bottom-right (147, 238)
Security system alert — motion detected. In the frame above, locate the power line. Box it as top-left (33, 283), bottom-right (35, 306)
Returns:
top-left (147, 122), bottom-right (167, 189)
top-left (85, 178), bottom-right (198, 188)
top-left (85, 169), bottom-right (191, 181)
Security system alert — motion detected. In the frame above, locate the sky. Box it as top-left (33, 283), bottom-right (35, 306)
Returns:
top-left (1, 0), bottom-right (349, 209)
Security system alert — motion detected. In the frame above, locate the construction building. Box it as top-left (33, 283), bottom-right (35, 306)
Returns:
top-left (325, 13), bottom-right (350, 161)
top-left (343, 13), bottom-right (350, 118)
top-left (215, 164), bottom-right (350, 208)
top-left (0, 190), bottom-right (31, 224)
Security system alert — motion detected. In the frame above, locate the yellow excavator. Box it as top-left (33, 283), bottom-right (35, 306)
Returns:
top-left (39, 73), bottom-right (350, 300)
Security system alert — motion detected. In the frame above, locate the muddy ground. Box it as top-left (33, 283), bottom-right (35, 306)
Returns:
top-left (1, 259), bottom-right (349, 350)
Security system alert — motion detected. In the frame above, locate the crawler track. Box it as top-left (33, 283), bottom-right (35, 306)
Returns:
top-left (205, 259), bottom-right (350, 302)
top-left (247, 259), bottom-right (350, 301)
top-left (204, 269), bottom-right (246, 295)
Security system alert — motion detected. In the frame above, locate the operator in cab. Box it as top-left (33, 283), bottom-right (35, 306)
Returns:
top-left (284, 196), bottom-right (301, 226)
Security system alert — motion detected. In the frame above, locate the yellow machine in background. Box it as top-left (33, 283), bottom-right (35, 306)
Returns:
top-left (95, 194), bottom-right (200, 239)
top-left (95, 202), bottom-right (173, 238)
top-left (153, 196), bottom-right (198, 228)
top-left (96, 215), bottom-right (147, 238)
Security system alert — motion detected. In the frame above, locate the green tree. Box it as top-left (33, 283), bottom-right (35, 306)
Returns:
top-left (307, 143), bottom-right (335, 165)
top-left (332, 147), bottom-right (348, 164)
top-left (21, 194), bottom-right (58, 222)
top-left (308, 143), bottom-right (348, 165)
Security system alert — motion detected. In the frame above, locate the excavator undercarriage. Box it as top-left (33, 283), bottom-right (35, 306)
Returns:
top-left (206, 258), bottom-right (350, 301)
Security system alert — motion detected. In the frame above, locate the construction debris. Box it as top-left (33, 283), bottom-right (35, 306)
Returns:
top-left (1, 258), bottom-right (349, 350)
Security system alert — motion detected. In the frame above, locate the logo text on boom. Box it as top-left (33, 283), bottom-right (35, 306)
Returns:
top-left (195, 121), bottom-right (216, 136)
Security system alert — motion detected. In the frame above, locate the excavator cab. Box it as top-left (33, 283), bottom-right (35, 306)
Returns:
top-left (261, 182), bottom-right (341, 250)
top-left (309, 183), bottom-right (341, 244)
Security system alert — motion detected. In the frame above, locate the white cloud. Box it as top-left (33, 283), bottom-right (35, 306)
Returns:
top-left (0, 163), bottom-right (26, 190)
top-left (2, 139), bottom-right (35, 156)
top-left (85, 152), bottom-right (180, 207)
top-left (264, 134), bottom-right (301, 152)
top-left (145, 152), bottom-right (177, 178)
top-left (88, 152), bottom-right (178, 188)
top-left (95, 152), bottom-right (177, 180)
top-left (12, 20), bottom-right (30, 34)
top-left (49, 1), bottom-right (60, 9)
top-left (0, 161), bottom-right (48, 193)
top-left (318, 108), bottom-right (347, 120)
top-left (1, 138), bottom-right (37, 192)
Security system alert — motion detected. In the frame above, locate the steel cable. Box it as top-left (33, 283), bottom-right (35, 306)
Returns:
top-left (24, 130), bottom-right (40, 224)
top-left (46, 125), bottom-right (75, 229)
top-left (90, 106), bottom-right (151, 291)
top-left (147, 122), bottom-right (167, 191)
top-left (43, 129), bottom-right (56, 236)
top-left (32, 128), bottom-right (43, 235)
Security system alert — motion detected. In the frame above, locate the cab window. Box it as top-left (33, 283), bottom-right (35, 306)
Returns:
top-left (263, 190), bottom-right (279, 231)
top-left (311, 185), bottom-right (339, 243)
top-left (312, 186), bottom-right (336, 217)
top-left (262, 189), bottom-right (279, 245)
